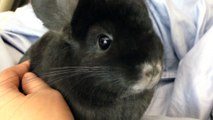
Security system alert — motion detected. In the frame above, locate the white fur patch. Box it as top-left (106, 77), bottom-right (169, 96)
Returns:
top-left (131, 61), bottom-right (162, 94)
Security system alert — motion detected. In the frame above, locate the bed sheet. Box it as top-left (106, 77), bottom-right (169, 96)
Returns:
top-left (0, 3), bottom-right (47, 71)
top-left (145, 0), bottom-right (213, 119)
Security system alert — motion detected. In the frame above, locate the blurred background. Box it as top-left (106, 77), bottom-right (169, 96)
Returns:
top-left (0, 0), bottom-right (28, 12)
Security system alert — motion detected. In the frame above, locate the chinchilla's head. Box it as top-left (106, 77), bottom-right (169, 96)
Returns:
top-left (47, 0), bottom-right (164, 104)
top-left (30, 0), bottom-right (163, 111)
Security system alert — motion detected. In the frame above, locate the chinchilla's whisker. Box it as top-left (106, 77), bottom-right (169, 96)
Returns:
top-left (37, 72), bottom-right (90, 86)
top-left (51, 66), bottom-right (108, 70)
top-left (46, 72), bottom-right (101, 85)
top-left (38, 73), bottom-right (81, 84)
top-left (39, 67), bottom-right (112, 78)
top-left (49, 66), bottom-right (117, 72)
top-left (39, 70), bottom-right (72, 77)
top-left (30, 66), bottom-right (121, 88)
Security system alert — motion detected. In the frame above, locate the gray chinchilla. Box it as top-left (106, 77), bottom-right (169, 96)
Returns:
top-left (22, 0), bottom-right (163, 119)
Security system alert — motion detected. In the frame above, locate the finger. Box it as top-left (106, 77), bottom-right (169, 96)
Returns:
top-left (22, 72), bottom-right (51, 94)
top-left (0, 60), bottom-right (30, 89)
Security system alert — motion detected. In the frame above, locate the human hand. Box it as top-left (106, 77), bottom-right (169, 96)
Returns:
top-left (0, 61), bottom-right (74, 120)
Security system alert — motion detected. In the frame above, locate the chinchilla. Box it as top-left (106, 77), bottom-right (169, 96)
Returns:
top-left (22, 0), bottom-right (163, 119)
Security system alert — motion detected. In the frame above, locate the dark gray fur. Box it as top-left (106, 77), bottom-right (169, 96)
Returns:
top-left (22, 0), bottom-right (164, 119)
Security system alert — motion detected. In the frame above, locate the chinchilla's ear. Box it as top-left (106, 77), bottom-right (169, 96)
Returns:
top-left (31, 0), bottom-right (78, 31)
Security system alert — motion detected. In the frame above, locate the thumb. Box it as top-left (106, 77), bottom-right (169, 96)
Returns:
top-left (22, 72), bottom-right (50, 94)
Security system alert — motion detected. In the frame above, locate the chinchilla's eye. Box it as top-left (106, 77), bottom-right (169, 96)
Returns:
top-left (97, 34), bottom-right (113, 50)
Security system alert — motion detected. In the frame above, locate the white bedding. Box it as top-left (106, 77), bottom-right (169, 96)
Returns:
top-left (145, 0), bottom-right (213, 120)
top-left (0, 4), bottom-right (47, 71)
top-left (1, 1), bottom-right (213, 120)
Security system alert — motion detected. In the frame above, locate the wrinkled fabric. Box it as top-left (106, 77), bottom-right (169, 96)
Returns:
top-left (146, 0), bottom-right (213, 79)
top-left (0, 1), bottom-right (213, 120)
top-left (0, 34), bottom-right (23, 71)
top-left (0, 4), bottom-right (47, 71)
top-left (142, 115), bottom-right (199, 120)
top-left (0, 4), bottom-right (48, 37)
top-left (145, 0), bottom-right (213, 120)
top-left (167, 25), bottom-right (213, 120)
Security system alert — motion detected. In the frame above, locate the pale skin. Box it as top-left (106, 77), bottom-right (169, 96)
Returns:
top-left (0, 61), bottom-right (74, 120)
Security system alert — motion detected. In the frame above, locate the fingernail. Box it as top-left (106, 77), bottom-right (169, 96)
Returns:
top-left (21, 60), bottom-right (30, 65)
top-left (23, 72), bottom-right (37, 80)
